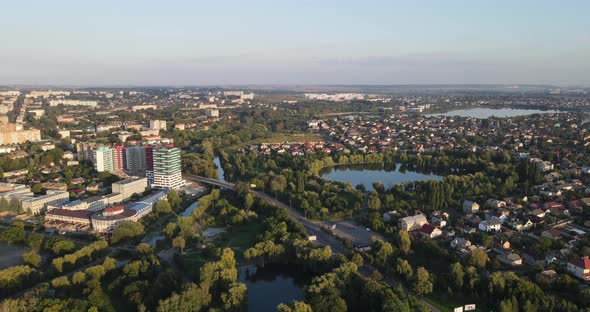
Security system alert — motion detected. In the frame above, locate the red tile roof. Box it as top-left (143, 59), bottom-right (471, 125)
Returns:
top-left (46, 209), bottom-right (92, 219)
top-left (105, 206), bottom-right (124, 213)
top-left (571, 256), bottom-right (590, 270)
top-left (419, 224), bottom-right (437, 234)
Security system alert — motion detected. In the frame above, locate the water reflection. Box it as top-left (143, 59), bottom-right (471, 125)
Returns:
top-left (321, 163), bottom-right (443, 191)
top-left (239, 264), bottom-right (309, 312)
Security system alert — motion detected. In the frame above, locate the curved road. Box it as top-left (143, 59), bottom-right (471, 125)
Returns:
top-left (186, 175), bottom-right (349, 254)
top-left (185, 175), bottom-right (440, 312)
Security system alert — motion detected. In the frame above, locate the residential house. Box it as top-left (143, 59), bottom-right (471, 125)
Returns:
top-left (451, 237), bottom-right (471, 249)
top-left (545, 201), bottom-right (569, 215)
top-left (417, 224), bottom-right (442, 239)
top-left (545, 255), bottom-right (557, 265)
top-left (531, 208), bottom-right (547, 218)
top-left (542, 229), bottom-right (562, 241)
top-left (486, 199), bottom-right (507, 208)
top-left (510, 218), bottom-right (534, 232)
top-left (478, 220), bottom-right (502, 233)
top-left (467, 215), bottom-right (482, 227)
top-left (463, 200), bottom-right (480, 214)
top-left (489, 210), bottom-right (510, 224)
top-left (430, 210), bottom-right (448, 228)
top-left (522, 252), bottom-right (545, 266)
top-left (497, 240), bottom-right (511, 250)
top-left (382, 211), bottom-right (398, 222)
top-left (568, 200), bottom-right (582, 213)
top-left (500, 253), bottom-right (523, 266)
top-left (398, 214), bottom-right (428, 231)
top-left (538, 270), bottom-right (558, 283)
top-left (567, 256), bottom-right (590, 281)
top-left (579, 197), bottom-right (590, 207)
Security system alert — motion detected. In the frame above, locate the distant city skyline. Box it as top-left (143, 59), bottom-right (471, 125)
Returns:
top-left (1, 0), bottom-right (589, 86)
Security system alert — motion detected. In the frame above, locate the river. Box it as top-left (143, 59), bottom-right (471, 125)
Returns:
top-left (214, 156), bottom-right (226, 182)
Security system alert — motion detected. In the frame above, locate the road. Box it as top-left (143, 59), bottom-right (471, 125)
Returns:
top-left (186, 175), bottom-right (350, 254)
top-left (186, 175), bottom-right (440, 312)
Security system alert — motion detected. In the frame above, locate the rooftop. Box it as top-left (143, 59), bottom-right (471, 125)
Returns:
top-left (92, 208), bottom-right (136, 221)
top-left (570, 256), bottom-right (590, 269)
top-left (46, 209), bottom-right (92, 219)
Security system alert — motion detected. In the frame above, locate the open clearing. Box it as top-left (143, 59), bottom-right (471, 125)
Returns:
top-left (0, 243), bottom-right (26, 269)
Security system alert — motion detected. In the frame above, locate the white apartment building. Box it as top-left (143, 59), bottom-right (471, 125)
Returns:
top-left (49, 99), bottom-right (98, 107)
top-left (398, 215), bottom-right (428, 231)
top-left (241, 93), bottom-right (255, 100)
top-left (125, 146), bottom-right (147, 176)
top-left (132, 104), bottom-right (157, 111)
top-left (27, 91), bottom-right (70, 98)
top-left (149, 120), bottom-right (167, 130)
top-left (93, 147), bottom-right (114, 172)
top-left (21, 190), bottom-right (70, 215)
top-left (45, 209), bottom-right (92, 226)
top-left (205, 109), bottom-right (219, 118)
top-left (91, 206), bottom-right (138, 233)
top-left (0, 91), bottom-right (20, 96)
top-left (111, 177), bottom-right (148, 201)
top-left (0, 183), bottom-right (34, 200)
top-left (52, 195), bottom-right (109, 212)
top-left (224, 90), bottom-right (244, 97)
top-left (152, 146), bottom-right (185, 189)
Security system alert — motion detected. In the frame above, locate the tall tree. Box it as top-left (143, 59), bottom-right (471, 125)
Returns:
top-left (450, 262), bottom-right (464, 289)
top-left (167, 190), bottom-right (181, 210)
top-left (367, 190), bottom-right (381, 211)
top-left (412, 267), bottom-right (433, 297)
top-left (396, 259), bottom-right (413, 281)
top-left (172, 236), bottom-right (186, 254)
top-left (296, 172), bottom-right (305, 193)
top-left (244, 193), bottom-right (254, 210)
top-left (398, 230), bottom-right (411, 256)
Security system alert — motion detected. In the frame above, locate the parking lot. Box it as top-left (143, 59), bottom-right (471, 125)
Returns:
top-left (44, 220), bottom-right (92, 233)
top-left (321, 219), bottom-right (385, 247)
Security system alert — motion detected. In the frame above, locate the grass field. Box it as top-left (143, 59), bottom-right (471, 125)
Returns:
top-left (215, 222), bottom-right (265, 261)
top-left (179, 250), bottom-right (209, 278)
top-left (221, 133), bottom-right (324, 151)
top-left (181, 251), bottom-right (207, 265)
top-left (425, 291), bottom-right (481, 312)
top-left (226, 222), bottom-right (264, 248)
top-left (424, 297), bottom-right (453, 312)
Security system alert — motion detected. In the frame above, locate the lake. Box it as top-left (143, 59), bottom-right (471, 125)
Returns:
top-left (321, 163), bottom-right (442, 191)
top-left (239, 264), bottom-right (308, 312)
top-left (428, 107), bottom-right (561, 119)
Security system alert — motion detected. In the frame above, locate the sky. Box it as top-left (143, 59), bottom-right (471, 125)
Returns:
top-left (1, 0), bottom-right (589, 86)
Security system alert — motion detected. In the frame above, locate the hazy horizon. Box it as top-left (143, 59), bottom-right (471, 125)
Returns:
top-left (1, 0), bottom-right (589, 86)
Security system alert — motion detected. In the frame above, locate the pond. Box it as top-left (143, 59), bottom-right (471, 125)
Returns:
top-left (321, 163), bottom-right (442, 191)
top-left (239, 264), bottom-right (309, 312)
top-left (428, 107), bottom-right (561, 119)
top-left (214, 156), bottom-right (226, 182)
